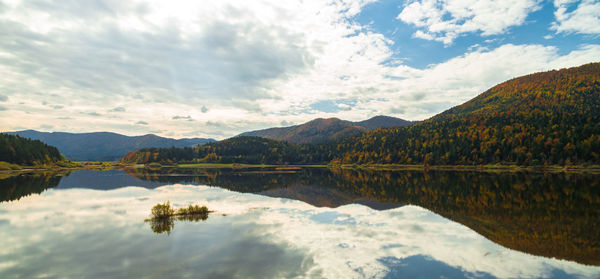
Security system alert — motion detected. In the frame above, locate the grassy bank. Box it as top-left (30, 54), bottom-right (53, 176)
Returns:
top-left (0, 161), bottom-right (23, 171)
top-left (0, 161), bottom-right (132, 173)
top-left (333, 163), bottom-right (600, 173)
top-left (156, 162), bottom-right (600, 173)
top-left (143, 163), bottom-right (328, 169)
top-left (4, 160), bottom-right (599, 174)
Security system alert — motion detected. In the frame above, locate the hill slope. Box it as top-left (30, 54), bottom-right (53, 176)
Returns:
top-left (354, 115), bottom-right (414, 130)
top-left (329, 62), bottom-right (600, 165)
top-left (0, 133), bottom-right (62, 165)
top-left (8, 130), bottom-right (215, 161)
top-left (121, 62), bottom-right (600, 166)
top-left (237, 115), bottom-right (413, 144)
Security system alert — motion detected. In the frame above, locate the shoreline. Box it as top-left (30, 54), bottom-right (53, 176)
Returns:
top-left (2, 162), bottom-right (600, 174)
top-left (332, 164), bottom-right (600, 174)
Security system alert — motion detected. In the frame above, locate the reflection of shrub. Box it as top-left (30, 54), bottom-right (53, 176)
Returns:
top-left (177, 213), bottom-right (208, 222)
top-left (151, 201), bottom-right (175, 219)
top-left (149, 216), bottom-right (174, 234)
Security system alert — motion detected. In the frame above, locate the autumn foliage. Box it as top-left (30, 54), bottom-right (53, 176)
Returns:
top-left (123, 62), bottom-right (600, 166)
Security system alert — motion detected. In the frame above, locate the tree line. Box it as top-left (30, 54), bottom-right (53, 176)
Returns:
top-left (0, 133), bottom-right (63, 165)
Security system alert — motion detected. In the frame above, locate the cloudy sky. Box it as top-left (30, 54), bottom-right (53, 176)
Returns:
top-left (0, 0), bottom-right (599, 139)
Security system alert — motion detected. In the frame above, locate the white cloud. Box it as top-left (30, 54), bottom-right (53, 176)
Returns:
top-left (259, 43), bottom-right (600, 124)
top-left (397, 0), bottom-right (542, 45)
top-left (0, 0), bottom-right (382, 138)
top-left (551, 0), bottom-right (600, 34)
top-left (0, 0), bottom-right (598, 139)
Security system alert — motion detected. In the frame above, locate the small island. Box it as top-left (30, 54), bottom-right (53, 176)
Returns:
top-left (145, 202), bottom-right (213, 234)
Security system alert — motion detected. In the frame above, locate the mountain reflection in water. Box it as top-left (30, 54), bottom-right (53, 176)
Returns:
top-left (123, 167), bottom-right (600, 266)
top-left (0, 167), bottom-right (599, 277)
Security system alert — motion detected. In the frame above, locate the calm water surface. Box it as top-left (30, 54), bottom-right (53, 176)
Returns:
top-left (0, 168), bottom-right (599, 278)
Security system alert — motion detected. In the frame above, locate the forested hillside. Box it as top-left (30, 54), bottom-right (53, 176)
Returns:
top-left (329, 62), bottom-right (600, 165)
top-left (123, 63), bottom-right (600, 166)
top-left (0, 133), bottom-right (63, 165)
top-left (123, 137), bottom-right (302, 164)
top-left (237, 115), bottom-right (412, 144)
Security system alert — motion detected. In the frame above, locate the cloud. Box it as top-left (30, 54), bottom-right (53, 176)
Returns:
top-left (551, 0), bottom-right (600, 34)
top-left (0, 95), bottom-right (7, 102)
top-left (0, 0), bottom-right (598, 140)
top-left (109, 107), bottom-right (126, 112)
top-left (135, 121), bottom-right (148, 125)
top-left (0, 1), bottom-right (316, 104)
top-left (172, 115), bottom-right (191, 120)
top-left (85, 112), bottom-right (102, 117)
top-left (310, 100), bottom-right (342, 113)
top-left (0, 0), bottom-right (384, 138)
top-left (412, 93), bottom-right (427, 101)
top-left (52, 105), bottom-right (63, 109)
top-left (172, 115), bottom-right (193, 121)
top-left (397, 0), bottom-right (542, 44)
top-left (330, 43), bottom-right (600, 121)
top-left (280, 120), bottom-right (293, 126)
top-left (388, 107), bottom-right (406, 114)
top-left (0, 106), bottom-right (7, 111)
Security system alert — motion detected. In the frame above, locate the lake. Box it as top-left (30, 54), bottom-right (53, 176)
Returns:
top-left (0, 167), bottom-right (599, 278)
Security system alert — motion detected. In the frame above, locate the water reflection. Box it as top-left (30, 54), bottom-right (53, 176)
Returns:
top-left (1, 167), bottom-right (599, 270)
top-left (0, 169), bottom-right (168, 202)
top-left (0, 185), bottom-right (598, 278)
top-left (124, 167), bottom-right (600, 266)
top-left (57, 169), bottom-right (171, 189)
top-left (0, 187), bottom-right (315, 278)
top-left (147, 213), bottom-right (211, 234)
top-left (148, 216), bottom-right (174, 234)
top-left (0, 171), bottom-right (65, 202)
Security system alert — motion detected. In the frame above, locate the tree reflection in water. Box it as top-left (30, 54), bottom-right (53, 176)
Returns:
top-left (148, 216), bottom-right (175, 234)
top-left (126, 167), bottom-right (600, 265)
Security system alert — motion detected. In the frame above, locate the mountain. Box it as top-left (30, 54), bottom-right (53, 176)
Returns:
top-left (237, 115), bottom-right (413, 144)
top-left (354, 115), bottom-right (414, 130)
top-left (0, 133), bottom-right (62, 165)
top-left (7, 130), bottom-right (215, 161)
top-left (121, 62), bottom-right (600, 166)
top-left (259, 184), bottom-right (401, 210)
top-left (329, 62), bottom-right (600, 165)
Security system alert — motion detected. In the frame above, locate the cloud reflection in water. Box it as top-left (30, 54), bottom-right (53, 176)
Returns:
top-left (0, 184), bottom-right (598, 279)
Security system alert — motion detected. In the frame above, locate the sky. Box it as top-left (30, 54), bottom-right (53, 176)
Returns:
top-left (0, 0), bottom-right (598, 139)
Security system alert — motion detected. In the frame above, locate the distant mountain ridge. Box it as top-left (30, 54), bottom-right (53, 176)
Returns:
top-left (7, 130), bottom-right (215, 161)
top-left (237, 115), bottom-right (413, 144)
